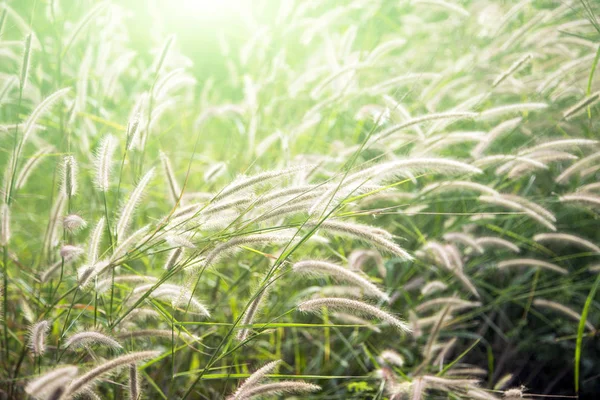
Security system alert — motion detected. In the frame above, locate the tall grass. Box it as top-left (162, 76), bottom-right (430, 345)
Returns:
top-left (1, 0), bottom-right (599, 399)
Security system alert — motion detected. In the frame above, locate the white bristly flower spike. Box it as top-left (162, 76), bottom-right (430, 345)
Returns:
top-left (28, 320), bottom-right (50, 356)
top-left (65, 351), bottom-right (161, 397)
top-left (0, 203), bottom-right (9, 245)
top-left (533, 233), bottom-right (600, 253)
top-left (563, 92), bottom-right (600, 120)
top-left (236, 382), bottom-right (321, 399)
top-left (492, 53), bottom-right (532, 87)
top-left (25, 365), bottom-right (78, 400)
top-left (160, 151), bottom-right (182, 205)
top-left (229, 360), bottom-right (281, 400)
top-left (95, 134), bottom-right (117, 192)
top-left (63, 331), bottom-right (122, 350)
top-left (298, 297), bottom-right (411, 333)
top-left (116, 168), bottom-right (155, 240)
top-left (63, 214), bottom-right (87, 232)
top-left (61, 155), bottom-right (78, 197)
top-left (293, 260), bottom-right (390, 302)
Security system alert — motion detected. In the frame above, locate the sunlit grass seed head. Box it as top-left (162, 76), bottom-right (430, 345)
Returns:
top-left (63, 330), bottom-right (123, 351)
top-left (25, 365), bottom-right (78, 400)
top-left (0, 202), bottom-right (9, 245)
top-left (421, 281), bottom-right (448, 297)
top-left (236, 381), bottom-right (321, 399)
top-left (298, 297), bottom-right (411, 333)
top-left (65, 350), bottom-right (161, 397)
top-left (2, 1), bottom-right (600, 398)
top-left (60, 244), bottom-right (85, 260)
top-left (63, 214), bottom-right (87, 233)
top-left (28, 320), bottom-right (49, 356)
top-left (116, 169), bottom-right (155, 240)
top-left (293, 260), bottom-right (390, 302)
top-left (61, 155), bottom-right (78, 197)
top-left (95, 134), bottom-right (117, 192)
top-left (164, 247), bottom-right (183, 270)
top-left (229, 359), bottom-right (281, 400)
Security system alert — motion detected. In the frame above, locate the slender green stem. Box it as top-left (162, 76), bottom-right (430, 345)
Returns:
top-left (2, 246), bottom-right (8, 363)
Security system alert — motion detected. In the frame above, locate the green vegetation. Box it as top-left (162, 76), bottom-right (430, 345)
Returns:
top-left (1, 0), bottom-right (599, 399)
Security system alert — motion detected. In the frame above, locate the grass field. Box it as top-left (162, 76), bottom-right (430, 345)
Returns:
top-left (1, 0), bottom-right (600, 399)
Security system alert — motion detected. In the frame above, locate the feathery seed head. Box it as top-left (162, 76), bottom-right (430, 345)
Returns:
top-left (28, 320), bottom-right (50, 356)
top-left (60, 244), bottom-right (85, 260)
top-left (237, 381), bottom-right (321, 399)
top-left (380, 349), bottom-right (405, 367)
top-left (95, 135), bottom-right (117, 191)
top-left (231, 360), bottom-right (282, 399)
top-left (66, 351), bottom-right (161, 397)
top-left (503, 387), bottom-right (525, 398)
top-left (298, 297), bottom-right (411, 333)
top-left (25, 365), bottom-right (78, 399)
top-left (0, 203), bottom-right (9, 245)
top-left (61, 155), bottom-right (78, 197)
top-left (164, 247), bottom-right (183, 270)
top-left (293, 260), bottom-right (390, 302)
top-left (64, 331), bottom-right (122, 350)
top-left (116, 169), bottom-right (155, 240)
top-left (63, 214), bottom-right (87, 232)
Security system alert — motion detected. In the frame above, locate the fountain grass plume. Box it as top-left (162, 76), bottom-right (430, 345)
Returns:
top-left (533, 298), bottom-right (594, 332)
top-left (479, 195), bottom-right (556, 231)
top-left (443, 232), bottom-right (484, 254)
top-left (65, 351), bottom-right (160, 396)
top-left (15, 146), bottom-right (53, 190)
top-left (492, 54), bottom-right (531, 87)
top-left (236, 282), bottom-right (272, 342)
top-left (563, 92), bottom-right (600, 120)
top-left (416, 297), bottom-right (481, 313)
top-left (131, 283), bottom-right (210, 317)
top-left (533, 233), bottom-right (600, 253)
top-left (229, 360), bottom-right (281, 400)
top-left (88, 217), bottom-right (105, 266)
top-left (559, 193), bottom-right (600, 208)
top-left (25, 365), bottom-right (78, 400)
top-left (556, 152), bottom-right (600, 184)
top-left (497, 258), bottom-right (568, 275)
top-left (236, 381), bottom-right (321, 399)
top-left (116, 168), bottom-right (154, 240)
top-left (61, 155), bottom-right (78, 197)
top-left (95, 135), bottom-right (117, 192)
top-left (63, 331), bottom-right (122, 350)
top-left (200, 232), bottom-right (295, 269)
top-left (213, 165), bottom-right (310, 201)
top-left (128, 364), bottom-right (140, 400)
top-left (298, 297), bottom-right (411, 333)
top-left (160, 151), bottom-right (181, 205)
top-left (28, 320), bottom-right (50, 356)
top-left (475, 237), bottom-right (520, 253)
top-left (62, 214), bottom-right (87, 232)
top-left (421, 281), bottom-right (448, 296)
top-left (308, 220), bottom-right (412, 261)
top-left (293, 260), bottom-right (390, 302)
top-left (22, 88), bottom-right (71, 156)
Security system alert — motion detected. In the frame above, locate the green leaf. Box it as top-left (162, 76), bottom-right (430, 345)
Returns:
top-left (575, 273), bottom-right (600, 393)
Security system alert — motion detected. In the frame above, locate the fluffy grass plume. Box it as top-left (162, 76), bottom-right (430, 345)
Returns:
top-left (65, 351), bottom-right (160, 396)
top-left (2, 1), bottom-right (600, 399)
top-left (293, 260), bottom-right (390, 302)
top-left (298, 297), bottom-right (411, 333)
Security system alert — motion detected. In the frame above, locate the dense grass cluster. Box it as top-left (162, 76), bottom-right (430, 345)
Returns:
top-left (1, 0), bottom-right (600, 399)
